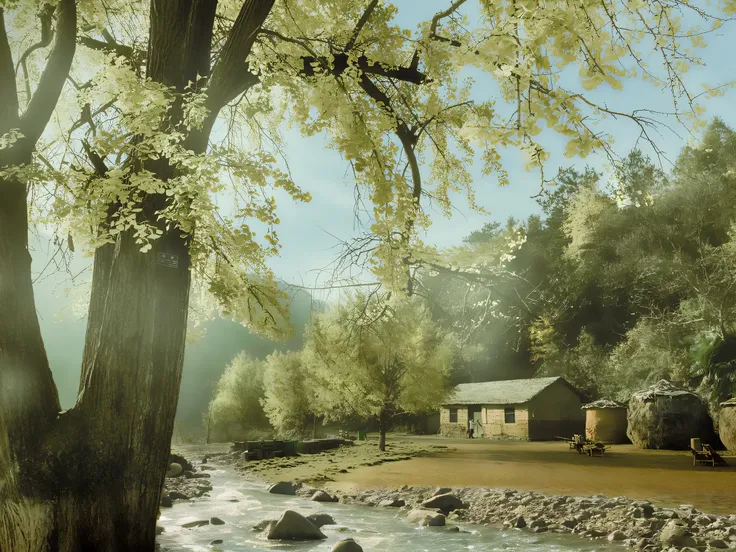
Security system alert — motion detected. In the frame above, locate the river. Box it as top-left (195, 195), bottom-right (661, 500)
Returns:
top-left (156, 463), bottom-right (621, 552)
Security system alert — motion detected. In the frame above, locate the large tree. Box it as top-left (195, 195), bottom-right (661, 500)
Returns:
top-left (0, 0), bottom-right (731, 550)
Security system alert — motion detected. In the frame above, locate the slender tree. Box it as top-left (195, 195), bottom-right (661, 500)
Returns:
top-left (305, 293), bottom-right (454, 451)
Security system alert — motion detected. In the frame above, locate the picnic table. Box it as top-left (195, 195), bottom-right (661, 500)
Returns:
top-left (690, 443), bottom-right (729, 467)
top-left (565, 435), bottom-right (607, 456)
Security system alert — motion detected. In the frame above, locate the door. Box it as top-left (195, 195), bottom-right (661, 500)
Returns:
top-left (473, 410), bottom-right (483, 438)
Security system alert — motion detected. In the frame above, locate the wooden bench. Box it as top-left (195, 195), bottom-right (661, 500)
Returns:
top-left (690, 444), bottom-right (729, 467)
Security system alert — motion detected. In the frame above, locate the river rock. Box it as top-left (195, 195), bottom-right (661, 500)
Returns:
top-left (332, 538), bottom-right (364, 552)
top-left (312, 490), bottom-right (339, 503)
top-left (268, 481), bottom-right (299, 495)
top-left (659, 521), bottom-right (696, 547)
top-left (267, 510), bottom-right (327, 540)
top-left (421, 493), bottom-right (466, 514)
top-left (210, 540), bottom-right (223, 545)
top-left (210, 517), bottom-right (225, 525)
top-left (165, 463), bottom-right (183, 478)
top-left (608, 530), bottom-right (627, 541)
top-left (407, 509), bottom-right (446, 527)
top-left (379, 498), bottom-right (405, 508)
top-left (307, 513), bottom-right (336, 528)
top-left (160, 494), bottom-right (173, 508)
top-left (432, 487), bottom-right (452, 496)
top-left (169, 453), bottom-right (194, 472)
top-left (181, 519), bottom-right (209, 528)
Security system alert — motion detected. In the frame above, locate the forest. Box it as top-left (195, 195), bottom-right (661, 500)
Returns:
top-left (208, 119), bottom-right (736, 444)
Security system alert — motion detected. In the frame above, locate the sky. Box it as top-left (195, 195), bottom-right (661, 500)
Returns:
top-left (242, 0), bottom-right (736, 306)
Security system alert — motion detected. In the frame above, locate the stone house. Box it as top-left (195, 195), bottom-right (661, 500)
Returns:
top-left (439, 376), bottom-right (585, 440)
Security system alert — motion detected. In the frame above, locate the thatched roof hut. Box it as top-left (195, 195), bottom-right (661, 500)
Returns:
top-left (582, 400), bottom-right (628, 444)
top-left (627, 380), bottom-right (716, 450)
top-left (719, 398), bottom-right (736, 451)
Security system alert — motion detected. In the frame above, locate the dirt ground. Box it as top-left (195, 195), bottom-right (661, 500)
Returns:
top-left (321, 436), bottom-right (736, 515)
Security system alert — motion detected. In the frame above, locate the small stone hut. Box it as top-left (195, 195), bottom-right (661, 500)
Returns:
top-left (582, 399), bottom-right (628, 444)
top-left (627, 380), bottom-right (717, 450)
top-left (719, 398), bottom-right (736, 451)
top-left (439, 377), bottom-right (585, 440)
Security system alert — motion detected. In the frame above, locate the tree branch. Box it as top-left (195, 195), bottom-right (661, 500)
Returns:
top-left (207, 0), bottom-right (276, 110)
top-left (19, 0), bottom-right (77, 144)
top-left (345, 0), bottom-right (380, 52)
top-left (300, 53), bottom-right (426, 85)
top-left (16, 4), bottom-right (54, 103)
top-left (0, 8), bottom-right (19, 134)
top-left (78, 35), bottom-right (136, 60)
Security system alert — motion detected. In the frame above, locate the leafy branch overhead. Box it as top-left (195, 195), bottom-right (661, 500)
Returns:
top-left (5, 0), bottom-right (735, 334)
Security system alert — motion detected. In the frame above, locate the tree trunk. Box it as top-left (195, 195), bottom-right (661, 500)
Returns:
top-left (0, 154), bottom-right (62, 552)
top-left (378, 409), bottom-right (388, 452)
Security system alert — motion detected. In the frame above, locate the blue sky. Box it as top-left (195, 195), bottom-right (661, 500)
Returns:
top-left (262, 1), bottom-right (736, 303)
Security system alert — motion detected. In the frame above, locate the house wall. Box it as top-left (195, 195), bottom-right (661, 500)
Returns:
top-left (585, 408), bottom-right (629, 443)
top-left (483, 406), bottom-right (529, 439)
top-left (439, 406), bottom-right (468, 437)
top-left (527, 380), bottom-right (585, 440)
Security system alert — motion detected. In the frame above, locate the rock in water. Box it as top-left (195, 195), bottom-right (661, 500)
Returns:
top-left (268, 481), bottom-right (299, 495)
top-left (627, 380), bottom-right (716, 449)
top-left (421, 493), bottom-right (466, 514)
top-left (311, 490), bottom-right (338, 502)
top-left (332, 538), bottom-right (364, 551)
top-left (719, 398), bottom-right (736, 451)
top-left (252, 519), bottom-right (276, 533)
top-left (306, 513), bottom-right (336, 528)
top-left (267, 510), bottom-right (327, 540)
top-left (165, 463), bottom-right (183, 478)
top-left (168, 453), bottom-right (193, 472)
top-left (181, 519), bottom-right (209, 529)
top-left (407, 509), bottom-right (446, 527)
top-left (210, 517), bottom-right (225, 525)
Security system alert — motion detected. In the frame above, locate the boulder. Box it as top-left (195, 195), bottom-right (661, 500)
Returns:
top-left (659, 521), bottom-right (696, 548)
top-left (432, 487), bottom-right (452, 497)
top-left (719, 398), bottom-right (736, 451)
top-left (267, 510), bottom-right (327, 541)
top-left (160, 494), bottom-right (173, 508)
top-left (168, 453), bottom-right (193, 472)
top-left (608, 530), bottom-right (627, 541)
top-left (627, 380), bottom-right (717, 449)
top-left (421, 493), bottom-right (466, 514)
top-left (268, 481), bottom-right (299, 495)
top-left (165, 463), bottom-right (183, 478)
top-left (312, 490), bottom-right (338, 503)
top-left (407, 509), bottom-right (445, 527)
top-left (210, 517), bottom-right (225, 526)
top-left (332, 538), bottom-right (364, 552)
top-left (306, 513), bottom-right (336, 528)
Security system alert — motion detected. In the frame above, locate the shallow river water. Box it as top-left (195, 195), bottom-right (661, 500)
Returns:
top-left (157, 465), bottom-right (621, 552)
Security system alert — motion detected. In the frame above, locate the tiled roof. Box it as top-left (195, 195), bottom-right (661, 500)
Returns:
top-left (443, 376), bottom-right (575, 406)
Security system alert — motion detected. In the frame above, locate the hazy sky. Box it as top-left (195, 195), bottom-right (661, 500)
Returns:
top-left (251, 1), bottom-right (736, 305)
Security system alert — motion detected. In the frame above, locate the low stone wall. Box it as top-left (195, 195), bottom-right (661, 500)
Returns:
top-left (440, 423), bottom-right (467, 438)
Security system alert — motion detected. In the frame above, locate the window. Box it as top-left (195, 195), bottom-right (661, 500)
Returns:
top-left (449, 408), bottom-right (458, 423)
top-left (504, 407), bottom-right (516, 424)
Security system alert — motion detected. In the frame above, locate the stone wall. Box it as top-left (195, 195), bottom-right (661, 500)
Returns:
top-left (483, 407), bottom-right (529, 439)
top-left (440, 406), bottom-right (468, 437)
